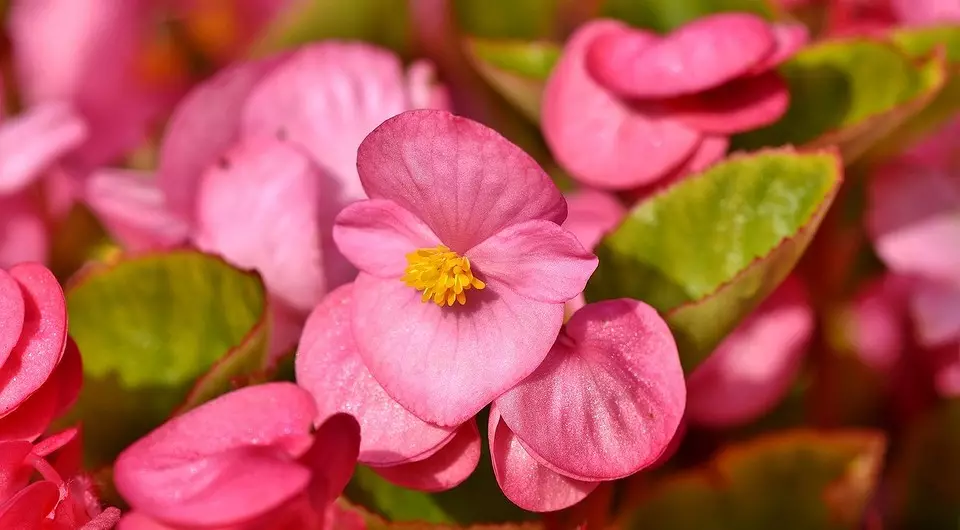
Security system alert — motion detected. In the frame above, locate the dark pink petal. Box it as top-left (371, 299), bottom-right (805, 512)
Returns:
top-left (0, 362), bottom-right (61, 442)
top-left (628, 135), bottom-right (731, 203)
top-left (352, 272), bottom-right (563, 427)
top-left (0, 269), bottom-right (25, 368)
top-left (686, 278), bottom-right (814, 427)
top-left (667, 71), bottom-right (790, 134)
top-left (466, 220), bottom-right (597, 304)
top-left (542, 21), bottom-right (701, 190)
top-left (0, 480), bottom-right (59, 528)
top-left (496, 299), bottom-right (685, 480)
top-left (302, 413), bottom-right (361, 508)
top-left (750, 24), bottom-right (809, 72)
top-left (357, 109), bottom-right (567, 252)
top-left (587, 14), bottom-right (776, 98)
top-left (909, 277), bottom-right (960, 348)
top-left (0, 102), bottom-right (87, 194)
top-left (934, 346), bottom-right (960, 398)
top-left (0, 440), bottom-right (32, 500)
top-left (0, 264), bottom-right (66, 417)
top-left (84, 170), bottom-right (190, 252)
top-left (194, 138), bottom-right (330, 313)
top-left (374, 421), bottom-right (481, 492)
top-left (0, 195), bottom-right (48, 269)
top-left (158, 55), bottom-right (287, 221)
top-left (296, 284), bottom-right (455, 465)
top-left (333, 200), bottom-right (441, 279)
top-left (31, 427), bottom-right (79, 459)
top-left (489, 407), bottom-right (597, 512)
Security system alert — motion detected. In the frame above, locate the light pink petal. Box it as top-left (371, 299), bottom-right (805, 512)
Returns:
top-left (352, 272), bottom-right (563, 427)
top-left (909, 277), bottom-right (960, 348)
top-left (686, 277), bottom-right (814, 428)
top-left (867, 161), bottom-right (960, 283)
top-left (466, 220), bottom-right (597, 304)
top-left (84, 170), bottom-right (190, 252)
top-left (667, 71), bottom-right (790, 134)
top-left (0, 195), bottom-right (48, 269)
top-left (0, 480), bottom-right (60, 528)
top-left (302, 413), bottom-right (361, 508)
top-left (850, 275), bottom-right (909, 375)
top-left (242, 42), bottom-right (416, 205)
top-left (542, 20), bottom-right (701, 190)
top-left (406, 60), bottom-right (452, 110)
top-left (0, 269), bottom-right (25, 368)
top-left (489, 406), bottom-right (598, 512)
top-left (496, 299), bottom-right (685, 480)
top-left (333, 200), bottom-right (441, 279)
top-left (0, 264), bottom-right (66, 416)
top-left (562, 189), bottom-right (626, 252)
top-left (373, 421), bottom-right (481, 492)
top-left (194, 137), bottom-right (330, 313)
top-left (891, 0), bottom-right (960, 24)
top-left (296, 284), bottom-right (456, 465)
top-left (158, 55), bottom-right (287, 221)
top-left (750, 24), bottom-right (809, 72)
top-left (0, 102), bottom-right (87, 194)
top-left (357, 109), bottom-right (567, 251)
top-left (586, 14), bottom-right (776, 98)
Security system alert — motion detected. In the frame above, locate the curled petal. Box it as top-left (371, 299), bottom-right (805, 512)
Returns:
top-left (0, 269), bottom-right (25, 368)
top-left (0, 339), bottom-right (81, 441)
top-left (0, 480), bottom-right (60, 527)
top-left (667, 71), bottom-right (790, 134)
top-left (0, 102), bottom-right (87, 194)
top-left (302, 413), bottom-right (361, 508)
top-left (374, 421), bottom-right (481, 492)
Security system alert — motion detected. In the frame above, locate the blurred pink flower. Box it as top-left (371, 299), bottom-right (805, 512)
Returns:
top-left (542, 14), bottom-right (807, 190)
top-left (332, 109), bottom-right (597, 427)
top-left (114, 382), bottom-right (360, 530)
top-left (561, 189), bottom-right (626, 314)
top-left (490, 299), bottom-right (686, 511)
top-left (780, 0), bottom-right (960, 36)
top-left (685, 277), bottom-right (814, 428)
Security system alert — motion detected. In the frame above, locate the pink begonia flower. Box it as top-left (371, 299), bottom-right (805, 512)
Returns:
top-left (685, 277), bottom-right (814, 428)
top-left (332, 109), bottom-right (598, 427)
top-left (297, 284), bottom-right (481, 491)
top-left (114, 382), bottom-right (360, 530)
top-left (848, 275), bottom-right (912, 377)
top-left (489, 299), bottom-right (685, 512)
top-left (542, 14), bottom-right (807, 190)
top-left (561, 189), bottom-right (626, 314)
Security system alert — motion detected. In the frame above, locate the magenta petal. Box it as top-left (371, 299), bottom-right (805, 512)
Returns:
top-left (357, 109), bottom-right (566, 251)
top-left (158, 55), bottom-right (287, 221)
top-left (686, 278), bottom-right (814, 427)
top-left (562, 189), bottom-right (626, 252)
top-left (909, 278), bottom-right (960, 348)
top-left (302, 413), bottom-right (361, 508)
top-left (374, 421), bottom-right (481, 492)
top-left (352, 272), bottom-right (563, 427)
top-left (0, 269), bottom-right (25, 368)
top-left (84, 170), bottom-right (190, 252)
top-left (669, 71), bottom-right (790, 134)
top-left (496, 299), bottom-right (685, 480)
top-left (466, 220), bottom-right (597, 304)
top-left (542, 21), bottom-right (701, 190)
top-left (333, 200), bottom-right (441, 279)
top-left (0, 440), bottom-right (32, 500)
top-left (587, 14), bottom-right (775, 98)
top-left (0, 264), bottom-right (66, 416)
top-left (0, 195), bottom-right (47, 269)
top-left (489, 406), bottom-right (598, 512)
top-left (296, 284), bottom-right (456, 465)
top-left (118, 512), bottom-right (175, 530)
top-left (0, 102), bottom-right (87, 194)
top-left (0, 480), bottom-right (60, 527)
top-left (750, 24), bottom-right (809, 72)
top-left (194, 138), bottom-right (329, 313)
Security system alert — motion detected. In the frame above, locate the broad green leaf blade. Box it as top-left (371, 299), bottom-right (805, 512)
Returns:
top-left (65, 250), bottom-right (269, 466)
top-left (585, 149), bottom-right (842, 372)
top-left (601, 0), bottom-right (772, 33)
top-left (733, 39), bottom-right (946, 163)
top-left (454, 0), bottom-right (560, 39)
top-left (623, 430), bottom-right (886, 530)
top-left (463, 39), bottom-right (560, 122)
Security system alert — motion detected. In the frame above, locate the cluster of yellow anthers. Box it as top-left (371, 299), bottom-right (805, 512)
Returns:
top-left (402, 245), bottom-right (486, 306)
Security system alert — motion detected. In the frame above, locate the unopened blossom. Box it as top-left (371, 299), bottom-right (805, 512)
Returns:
top-left (685, 277), bottom-right (814, 428)
top-left (331, 109), bottom-right (597, 426)
top-left (561, 189), bottom-right (626, 314)
top-left (543, 14), bottom-right (807, 190)
top-left (114, 383), bottom-right (360, 530)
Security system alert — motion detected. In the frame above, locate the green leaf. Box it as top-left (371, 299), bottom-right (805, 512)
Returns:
top-left (454, 0), bottom-right (560, 39)
top-left (585, 149), bottom-right (841, 372)
top-left (600, 0), bottom-right (772, 33)
top-left (623, 429), bottom-right (886, 529)
top-left (463, 39), bottom-right (560, 122)
top-left (64, 250), bottom-right (269, 466)
top-left (733, 39), bottom-right (946, 163)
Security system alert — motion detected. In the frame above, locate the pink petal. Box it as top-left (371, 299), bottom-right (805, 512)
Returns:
top-left (302, 413), bottom-right (361, 508)
top-left (374, 421), bottom-right (481, 492)
top-left (0, 264), bottom-right (66, 417)
top-left (891, 0), bottom-right (960, 24)
top-left (113, 383), bottom-right (318, 527)
top-left (909, 277), bottom-right (960, 348)
top-left (81, 507), bottom-right (122, 530)
top-left (586, 14), bottom-right (776, 98)
top-left (849, 275), bottom-right (909, 375)
top-left (562, 189), bottom-right (626, 251)
top-left (0, 195), bottom-right (48, 269)
top-left (84, 170), bottom-right (190, 252)
top-left (489, 406), bottom-right (598, 512)
top-left (0, 360), bottom-right (62, 442)
top-left (0, 269), bottom-right (25, 369)
top-left (496, 299), bottom-right (685, 480)
top-left (242, 42), bottom-right (418, 205)
top-left (686, 277), bottom-right (814, 427)
top-left (0, 440), bottom-right (33, 500)
top-left (193, 137), bottom-right (330, 313)
top-left (118, 512), bottom-right (175, 530)
top-left (352, 272), bottom-right (563, 427)
top-left (0, 102), bottom-right (87, 194)
top-left (158, 55), bottom-right (287, 221)
top-left (406, 60), bottom-right (452, 111)
top-left (542, 20), bottom-right (701, 190)
top-left (333, 200), bottom-right (441, 279)
top-left (0, 480), bottom-right (60, 528)
top-left (466, 220), bottom-right (597, 304)
top-left (750, 24), bottom-right (809, 72)
top-left (357, 109), bottom-right (567, 251)
top-left (667, 71), bottom-right (790, 134)
top-left (296, 284), bottom-right (456, 465)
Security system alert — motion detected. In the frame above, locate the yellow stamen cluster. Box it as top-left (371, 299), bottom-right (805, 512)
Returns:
top-left (402, 245), bottom-right (486, 307)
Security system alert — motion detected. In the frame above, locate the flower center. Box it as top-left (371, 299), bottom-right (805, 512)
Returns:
top-left (402, 245), bottom-right (486, 307)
